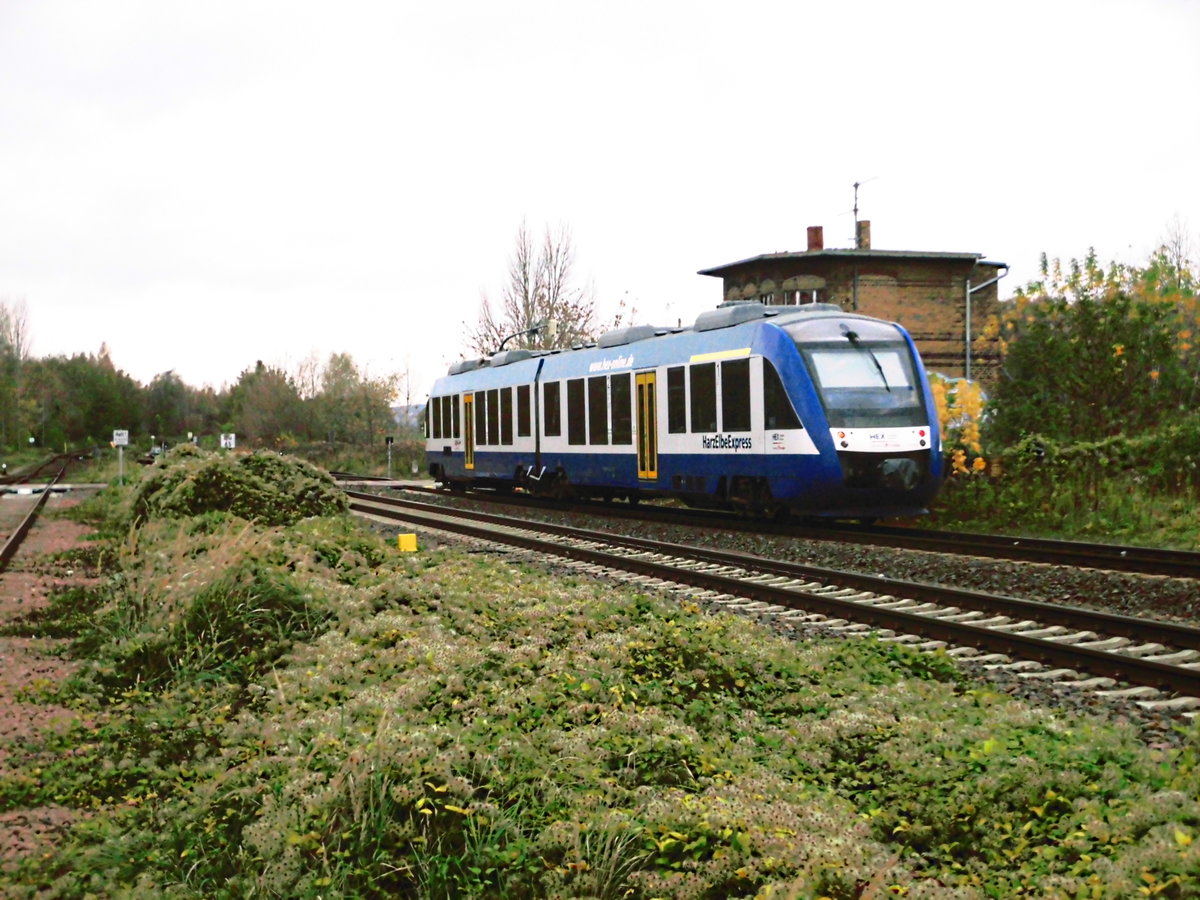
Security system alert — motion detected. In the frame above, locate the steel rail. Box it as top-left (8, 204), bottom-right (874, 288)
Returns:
top-left (347, 492), bottom-right (1200, 696)
top-left (0, 462), bottom-right (67, 573)
top-left (379, 482), bottom-right (1200, 579)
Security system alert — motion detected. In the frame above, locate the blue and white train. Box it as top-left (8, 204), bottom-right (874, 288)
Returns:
top-left (425, 301), bottom-right (943, 519)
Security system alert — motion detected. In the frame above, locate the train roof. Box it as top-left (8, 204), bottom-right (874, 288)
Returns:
top-left (433, 301), bottom-right (898, 389)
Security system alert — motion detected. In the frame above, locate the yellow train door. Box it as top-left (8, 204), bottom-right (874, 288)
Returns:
top-left (635, 372), bottom-right (657, 480)
top-left (463, 393), bottom-right (475, 470)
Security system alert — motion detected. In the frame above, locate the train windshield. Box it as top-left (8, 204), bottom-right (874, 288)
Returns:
top-left (802, 342), bottom-right (925, 426)
top-left (779, 313), bottom-right (928, 429)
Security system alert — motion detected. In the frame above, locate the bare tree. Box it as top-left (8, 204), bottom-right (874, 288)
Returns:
top-left (0, 298), bottom-right (30, 449)
top-left (1158, 213), bottom-right (1197, 293)
top-left (466, 221), bottom-right (597, 357)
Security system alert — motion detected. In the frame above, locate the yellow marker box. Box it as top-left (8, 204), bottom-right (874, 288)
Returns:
top-left (397, 533), bottom-right (418, 552)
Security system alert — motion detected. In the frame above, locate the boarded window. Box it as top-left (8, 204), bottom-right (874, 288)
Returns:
top-left (721, 358), bottom-right (751, 432)
top-left (501, 387), bottom-right (513, 445)
top-left (544, 382), bottom-right (561, 436)
top-left (517, 384), bottom-right (531, 437)
top-left (764, 361), bottom-right (802, 429)
top-left (588, 376), bottom-right (608, 444)
top-left (689, 363), bottom-right (717, 432)
top-left (667, 366), bottom-right (686, 434)
top-left (567, 378), bottom-right (586, 445)
top-left (611, 373), bottom-right (632, 444)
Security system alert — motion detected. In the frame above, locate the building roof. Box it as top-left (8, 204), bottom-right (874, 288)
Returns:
top-left (698, 249), bottom-right (1007, 278)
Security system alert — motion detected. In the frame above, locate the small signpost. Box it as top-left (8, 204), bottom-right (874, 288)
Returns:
top-left (220, 433), bottom-right (236, 450)
top-left (112, 429), bottom-right (129, 483)
top-left (386, 435), bottom-right (394, 480)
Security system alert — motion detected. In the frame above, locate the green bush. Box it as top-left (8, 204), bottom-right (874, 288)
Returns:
top-left (130, 449), bottom-right (347, 527)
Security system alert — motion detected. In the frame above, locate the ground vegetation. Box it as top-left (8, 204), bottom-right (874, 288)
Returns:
top-left (1, 453), bottom-right (1199, 896)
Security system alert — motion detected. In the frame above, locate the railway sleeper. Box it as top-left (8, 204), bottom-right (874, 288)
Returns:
top-left (1041, 630), bottom-right (1100, 644)
top-left (988, 620), bottom-right (1039, 633)
top-left (1122, 642), bottom-right (1168, 657)
top-left (1136, 696), bottom-right (1200, 712)
top-left (985, 660), bottom-right (1044, 672)
top-left (1057, 676), bottom-right (1119, 689)
top-left (1097, 685), bottom-right (1163, 699)
top-left (868, 598), bottom-right (935, 611)
top-left (1019, 668), bottom-right (1083, 681)
top-left (1076, 636), bottom-right (1133, 650)
top-left (1141, 649), bottom-right (1200, 663)
top-left (934, 610), bottom-right (991, 623)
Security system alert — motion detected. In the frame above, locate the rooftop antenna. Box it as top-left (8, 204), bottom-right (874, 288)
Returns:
top-left (851, 177), bottom-right (878, 243)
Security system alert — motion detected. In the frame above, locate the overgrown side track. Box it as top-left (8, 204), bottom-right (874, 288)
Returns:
top-left (0, 459), bottom-right (70, 572)
top-left (347, 490), bottom-right (1200, 701)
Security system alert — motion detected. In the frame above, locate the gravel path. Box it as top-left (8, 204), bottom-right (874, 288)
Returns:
top-left (0, 493), bottom-right (99, 874)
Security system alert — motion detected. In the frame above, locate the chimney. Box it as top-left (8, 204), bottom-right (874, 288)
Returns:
top-left (806, 225), bottom-right (824, 252)
top-left (856, 219), bottom-right (871, 249)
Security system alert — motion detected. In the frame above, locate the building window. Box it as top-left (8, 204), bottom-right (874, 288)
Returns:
top-left (543, 382), bottom-right (561, 436)
top-left (689, 363), bottom-right (717, 432)
top-left (721, 359), bottom-right (751, 431)
top-left (567, 378), bottom-right (586, 445)
top-left (611, 374), bottom-right (632, 444)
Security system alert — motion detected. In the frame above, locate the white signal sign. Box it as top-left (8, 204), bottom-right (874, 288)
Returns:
top-left (112, 430), bottom-right (129, 446)
top-left (220, 433), bottom-right (237, 449)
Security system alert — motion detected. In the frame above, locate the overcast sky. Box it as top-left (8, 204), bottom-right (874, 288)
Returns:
top-left (1, 0), bottom-right (1197, 400)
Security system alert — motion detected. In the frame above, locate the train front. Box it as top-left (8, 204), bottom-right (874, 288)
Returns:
top-left (783, 313), bottom-right (942, 518)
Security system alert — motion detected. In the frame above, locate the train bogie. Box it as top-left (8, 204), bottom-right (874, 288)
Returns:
top-left (425, 302), bottom-right (942, 520)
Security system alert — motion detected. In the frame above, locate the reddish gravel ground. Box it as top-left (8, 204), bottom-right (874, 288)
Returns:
top-left (0, 492), bottom-right (99, 875)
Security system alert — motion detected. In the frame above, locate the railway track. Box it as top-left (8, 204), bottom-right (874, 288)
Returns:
top-left (0, 457), bottom-right (72, 572)
top-left (346, 490), bottom-right (1200, 710)
top-left (332, 476), bottom-right (1200, 579)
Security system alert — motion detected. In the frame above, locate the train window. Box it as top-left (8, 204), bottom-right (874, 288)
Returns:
top-left (452, 394), bottom-right (461, 438)
top-left (501, 387), bottom-right (513, 445)
top-left (517, 384), bottom-right (531, 437)
top-left (689, 363), bottom-right (717, 432)
top-left (667, 366), bottom-right (686, 434)
top-left (721, 359), bottom-right (751, 432)
top-left (425, 402), bottom-right (433, 439)
top-left (544, 382), bottom-right (561, 436)
top-left (611, 373), bottom-right (632, 444)
top-left (441, 396), bottom-right (453, 439)
top-left (567, 378), bottom-right (586, 445)
top-left (588, 376), bottom-right (608, 444)
top-left (763, 361), bottom-right (803, 429)
top-left (486, 389), bottom-right (500, 445)
top-left (474, 391), bottom-right (486, 446)
top-left (431, 396), bottom-right (442, 439)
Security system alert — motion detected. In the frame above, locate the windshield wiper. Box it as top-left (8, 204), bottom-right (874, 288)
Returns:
top-left (841, 326), bottom-right (891, 392)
